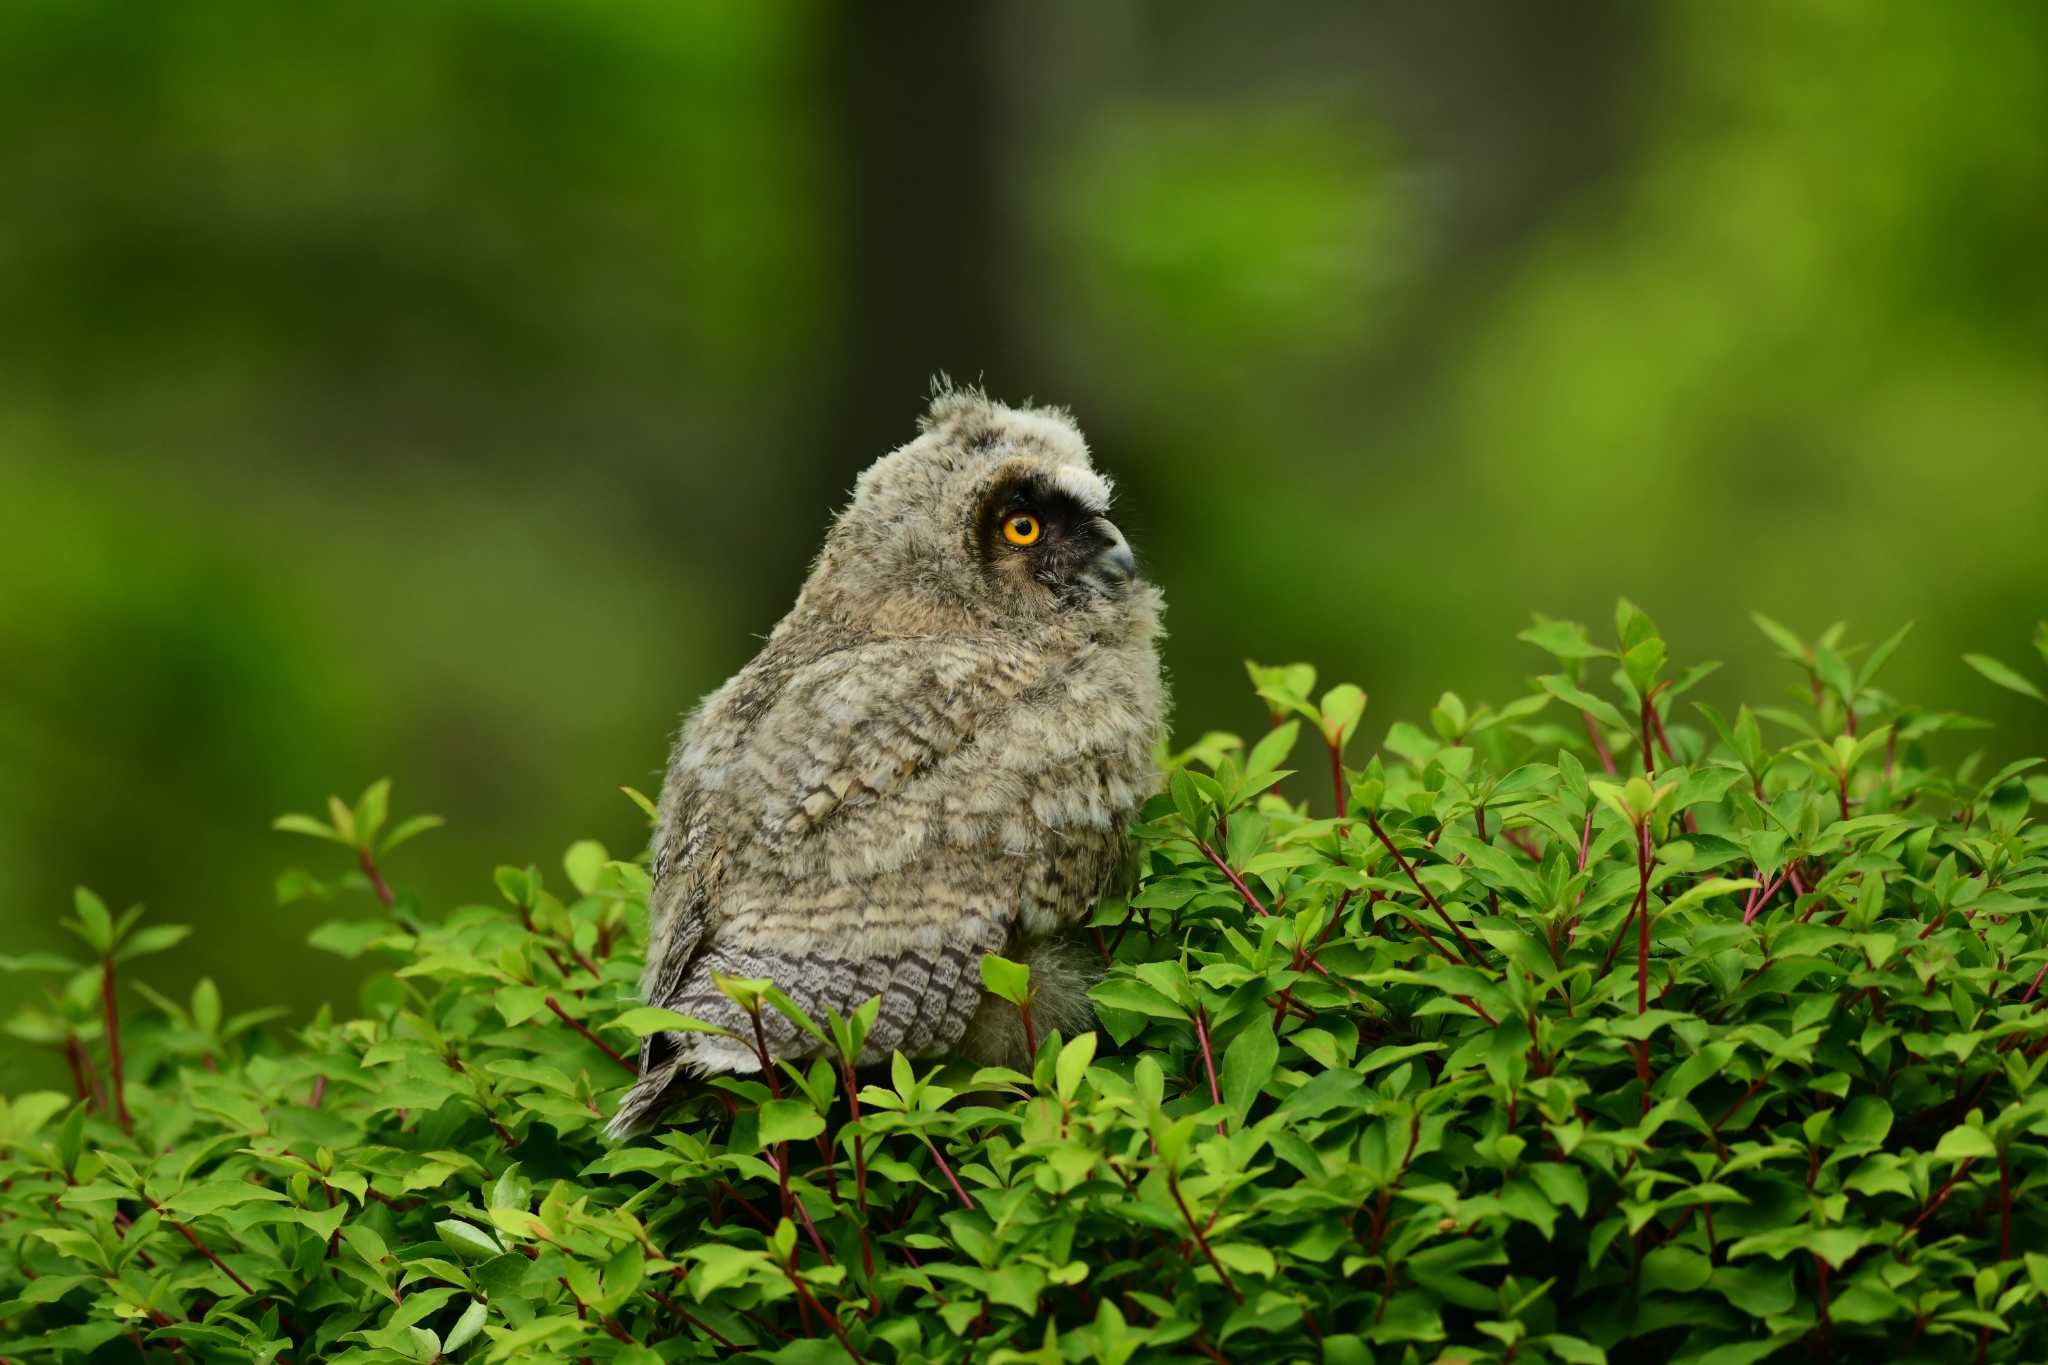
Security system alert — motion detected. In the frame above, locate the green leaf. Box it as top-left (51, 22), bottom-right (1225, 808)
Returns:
top-left (1657, 878), bottom-right (1759, 919)
top-left (1519, 618), bottom-right (1611, 660)
top-left (689, 1243), bottom-right (766, 1298)
top-left (354, 778), bottom-right (392, 847)
top-left (1319, 684), bottom-right (1368, 750)
top-left (489, 1163), bottom-right (530, 1213)
top-left (379, 813), bottom-right (446, 854)
top-left (1588, 781), bottom-right (1637, 829)
top-left (612, 1006), bottom-right (731, 1037)
top-left (1622, 637), bottom-right (1666, 695)
top-left (1243, 721), bottom-right (1300, 786)
top-left (1933, 1125), bottom-right (1998, 1161)
top-left (1640, 1245), bottom-right (1712, 1295)
top-left (756, 1099), bottom-right (826, 1147)
top-left (0, 951), bottom-right (82, 974)
top-left (1538, 675), bottom-right (1628, 732)
top-left (1859, 620), bottom-right (1915, 687)
top-left (272, 813), bottom-right (346, 844)
top-left (307, 918), bottom-right (400, 959)
top-left (442, 1299), bottom-right (487, 1353)
top-left (69, 887), bottom-right (113, 953)
top-left (114, 923), bottom-right (192, 963)
top-left (1835, 1095), bottom-right (1893, 1145)
top-left (435, 1220), bottom-right (505, 1261)
top-left (1615, 598), bottom-right (1659, 653)
top-left (979, 953), bottom-right (1032, 1007)
top-left (190, 977), bottom-right (222, 1035)
top-left (1170, 768), bottom-right (1212, 837)
top-left (1089, 977), bottom-right (1185, 1020)
top-left (563, 840), bottom-right (608, 895)
top-left (1220, 1023), bottom-right (1276, 1125)
top-left (1055, 1031), bottom-right (1097, 1101)
top-left (161, 1180), bottom-right (291, 1216)
top-left (1708, 1260), bottom-right (1796, 1318)
top-left (1963, 653), bottom-right (2045, 702)
top-left (1751, 612), bottom-right (1808, 662)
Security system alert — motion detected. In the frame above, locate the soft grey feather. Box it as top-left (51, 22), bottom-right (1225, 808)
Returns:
top-left (609, 385), bottom-right (1166, 1138)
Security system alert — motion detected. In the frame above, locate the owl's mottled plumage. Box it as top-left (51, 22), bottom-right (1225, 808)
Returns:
top-left (608, 387), bottom-right (1166, 1137)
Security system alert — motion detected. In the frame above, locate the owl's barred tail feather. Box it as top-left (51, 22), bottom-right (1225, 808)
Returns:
top-left (606, 1060), bottom-right (684, 1140)
top-left (605, 936), bottom-right (1103, 1139)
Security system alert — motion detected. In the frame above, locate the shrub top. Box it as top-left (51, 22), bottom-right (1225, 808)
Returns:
top-left (3, 605), bottom-right (2047, 1365)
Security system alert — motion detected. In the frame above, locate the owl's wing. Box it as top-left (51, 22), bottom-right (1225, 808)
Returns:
top-left (609, 639), bottom-right (1042, 1137)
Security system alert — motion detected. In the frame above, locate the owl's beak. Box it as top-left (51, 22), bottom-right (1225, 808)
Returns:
top-left (1087, 517), bottom-right (1136, 589)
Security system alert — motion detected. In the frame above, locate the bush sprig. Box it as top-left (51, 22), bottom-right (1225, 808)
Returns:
top-left (3, 606), bottom-right (2047, 1363)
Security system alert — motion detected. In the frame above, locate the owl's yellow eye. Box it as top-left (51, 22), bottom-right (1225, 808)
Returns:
top-left (1002, 513), bottom-right (1042, 546)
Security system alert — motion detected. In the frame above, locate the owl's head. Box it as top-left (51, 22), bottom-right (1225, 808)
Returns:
top-left (800, 385), bottom-right (1154, 634)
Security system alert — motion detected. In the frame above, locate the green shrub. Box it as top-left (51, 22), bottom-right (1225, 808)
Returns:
top-left (4, 606), bottom-right (2048, 1364)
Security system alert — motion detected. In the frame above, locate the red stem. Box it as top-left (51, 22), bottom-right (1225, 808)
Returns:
top-left (64, 1034), bottom-right (97, 1108)
top-left (785, 1255), bottom-right (864, 1363)
top-left (649, 1289), bottom-right (738, 1350)
top-left (1648, 697), bottom-right (1681, 768)
top-left (1206, 832), bottom-right (1454, 989)
top-left (1474, 807), bottom-right (1500, 917)
top-left (744, 1007), bottom-right (784, 1099)
top-left (740, 1007), bottom-right (794, 1217)
top-left (2017, 959), bottom-right (2048, 1006)
top-left (839, 1058), bottom-right (869, 1214)
top-left (923, 1138), bottom-right (975, 1210)
top-left (1327, 739), bottom-right (1348, 822)
top-left (1644, 691), bottom-right (1700, 833)
top-left (1743, 867), bottom-right (1790, 926)
top-left (1582, 710), bottom-right (1617, 774)
top-left (1711, 1072), bottom-right (1769, 1138)
top-left (544, 997), bottom-right (637, 1074)
top-left (149, 1201), bottom-right (255, 1296)
top-left (357, 846), bottom-right (395, 908)
top-left (1597, 869), bottom-right (1649, 983)
top-left (1903, 1158), bottom-right (1975, 1236)
top-left (1167, 1175), bottom-right (1243, 1304)
top-left (1194, 839), bottom-right (1270, 917)
top-left (790, 1186), bottom-right (831, 1261)
top-left (1194, 1006), bottom-right (1226, 1135)
top-left (1360, 812), bottom-right (1490, 968)
top-left (1636, 822), bottom-right (1653, 1015)
top-left (102, 957), bottom-right (130, 1131)
top-left (1270, 892), bottom-right (1352, 1031)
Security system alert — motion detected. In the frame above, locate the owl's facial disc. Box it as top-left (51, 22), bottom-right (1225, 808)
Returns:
top-left (980, 471), bottom-right (1137, 604)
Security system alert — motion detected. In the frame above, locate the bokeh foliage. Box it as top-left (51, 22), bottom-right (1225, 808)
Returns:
top-left (3, 2), bottom-right (2046, 1082)
top-left (3, 608), bottom-right (2046, 1362)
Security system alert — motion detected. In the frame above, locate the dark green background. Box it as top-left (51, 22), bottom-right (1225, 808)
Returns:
top-left (4, 2), bottom-right (2044, 1088)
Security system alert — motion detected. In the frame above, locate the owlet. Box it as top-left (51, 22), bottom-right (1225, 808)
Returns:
top-left (608, 387), bottom-right (1167, 1137)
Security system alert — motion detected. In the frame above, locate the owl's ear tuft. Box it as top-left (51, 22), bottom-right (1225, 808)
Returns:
top-left (921, 378), bottom-right (1090, 464)
top-left (920, 374), bottom-right (994, 433)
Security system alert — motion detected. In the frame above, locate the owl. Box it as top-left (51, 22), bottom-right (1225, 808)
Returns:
top-left (607, 386), bottom-right (1167, 1137)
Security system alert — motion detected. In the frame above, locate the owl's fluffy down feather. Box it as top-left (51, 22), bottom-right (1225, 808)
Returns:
top-left (609, 387), bottom-right (1166, 1137)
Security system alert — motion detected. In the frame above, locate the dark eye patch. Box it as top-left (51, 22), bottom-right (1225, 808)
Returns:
top-left (981, 473), bottom-right (1088, 554)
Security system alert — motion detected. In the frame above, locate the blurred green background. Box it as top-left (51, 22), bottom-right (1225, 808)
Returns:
top-left (4, 2), bottom-right (2045, 1088)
